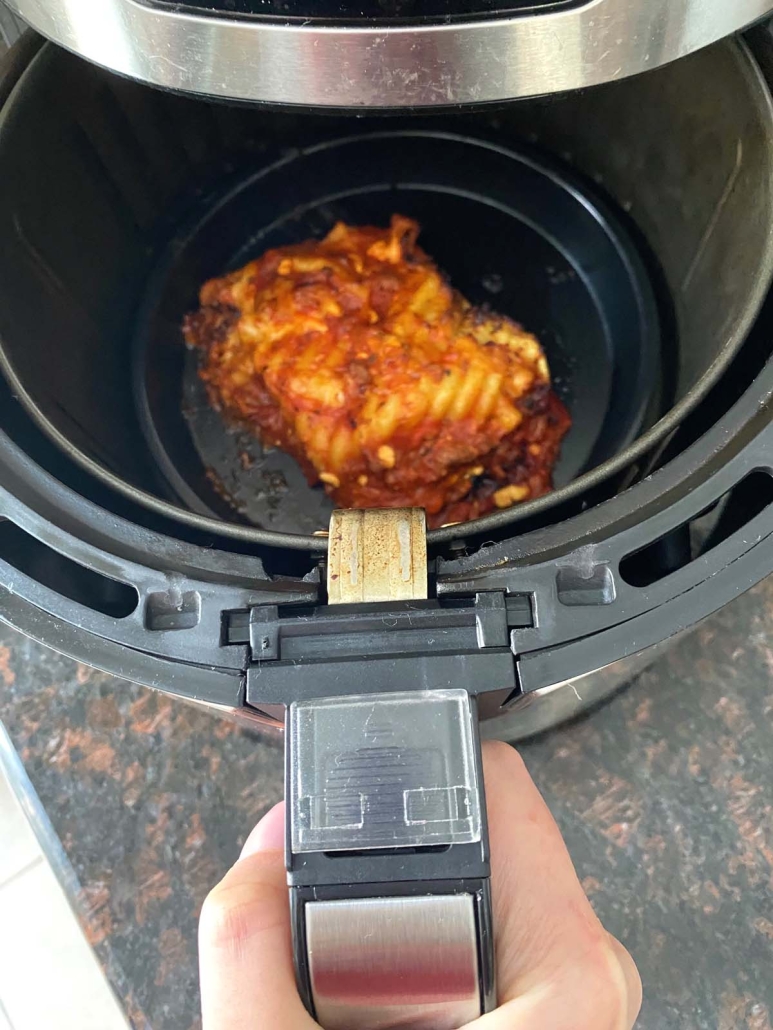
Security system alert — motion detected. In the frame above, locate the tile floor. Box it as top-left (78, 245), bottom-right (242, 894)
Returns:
top-left (0, 722), bottom-right (130, 1030)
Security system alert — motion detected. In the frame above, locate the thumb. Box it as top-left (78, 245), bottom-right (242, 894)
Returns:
top-left (199, 802), bottom-right (317, 1030)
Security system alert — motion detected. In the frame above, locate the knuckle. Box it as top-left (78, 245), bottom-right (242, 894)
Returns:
top-left (497, 936), bottom-right (634, 1030)
top-left (199, 885), bottom-right (246, 952)
top-left (199, 880), bottom-right (285, 955)
top-left (573, 938), bottom-right (632, 1030)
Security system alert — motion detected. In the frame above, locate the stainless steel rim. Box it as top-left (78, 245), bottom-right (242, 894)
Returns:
top-left (7, 0), bottom-right (773, 108)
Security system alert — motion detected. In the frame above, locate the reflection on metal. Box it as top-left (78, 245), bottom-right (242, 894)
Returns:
top-left (306, 894), bottom-right (481, 1029)
top-left (7, 0), bottom-right (773, 107)
top-left (0, 5), bottom-right (25, 47)
top-left (327, 508), bottom-right (427, 604)
top-left (482, 627), bottom-right (697, 742)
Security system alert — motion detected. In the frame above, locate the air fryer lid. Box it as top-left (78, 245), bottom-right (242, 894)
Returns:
top-left (0, 40), bottom-right (771, 551)
top-left (5, 0), bottom-right (773, 107)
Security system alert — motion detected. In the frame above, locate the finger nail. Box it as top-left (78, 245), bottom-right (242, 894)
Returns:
top-left (240, 801), bottom-right (285, 857)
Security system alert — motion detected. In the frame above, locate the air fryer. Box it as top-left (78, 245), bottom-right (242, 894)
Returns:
top-left (5, 2), bottom-right (773, 1024)
top-left (1, 29), bottom-right (773, 735)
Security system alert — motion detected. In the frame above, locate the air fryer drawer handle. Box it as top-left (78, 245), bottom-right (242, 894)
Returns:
top-left (252, 508), bottom-right (496, 1028)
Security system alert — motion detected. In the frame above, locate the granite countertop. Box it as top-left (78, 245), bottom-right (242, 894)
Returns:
top-left (1, 576), bottom-right (773, 1030)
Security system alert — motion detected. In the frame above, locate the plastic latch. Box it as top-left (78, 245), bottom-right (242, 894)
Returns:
top-left (288, 689), bottom-right (482, 854)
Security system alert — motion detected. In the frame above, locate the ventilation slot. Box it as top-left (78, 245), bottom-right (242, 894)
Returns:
top-left (0, 520), bottom-right (138, 618)
top-left (620, 471), bottom-right (773, 588)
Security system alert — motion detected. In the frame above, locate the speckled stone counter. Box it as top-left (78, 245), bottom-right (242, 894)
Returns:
top-left (1, 577), bottom-right (773, 1030)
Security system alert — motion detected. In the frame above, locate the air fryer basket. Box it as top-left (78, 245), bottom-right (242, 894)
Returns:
top-left (3, 31), bottom-right (773, 739)
top-left (135, 130), bottom-right (661, 536)
top-left (0, 39), bottom-right (772, 554)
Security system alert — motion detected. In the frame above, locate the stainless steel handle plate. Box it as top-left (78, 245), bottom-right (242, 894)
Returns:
top-left (306, 895), bottom-right (481, 1030)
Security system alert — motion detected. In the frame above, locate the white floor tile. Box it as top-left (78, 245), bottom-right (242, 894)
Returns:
top-left (0, 861), bottom-right (130, 1030)
top-left (0, 998), bottom-right (13, 1030)
top-left (0, 772), bottom-right (40, 887)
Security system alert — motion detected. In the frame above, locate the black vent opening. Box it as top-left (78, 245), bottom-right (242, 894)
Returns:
top-left (620, 470), bottom-right (773, 589)
top-left (0, 520), bottom-right (138, 618)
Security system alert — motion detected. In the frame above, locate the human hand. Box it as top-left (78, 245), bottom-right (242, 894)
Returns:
top-left (199, 740), bottom-right (642, 1029)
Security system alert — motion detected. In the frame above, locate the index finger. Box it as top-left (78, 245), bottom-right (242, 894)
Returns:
top-left (477, 740), bottom-right (641, 1028)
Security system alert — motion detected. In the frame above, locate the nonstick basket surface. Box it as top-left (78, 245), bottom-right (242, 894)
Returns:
top-left (134, 132), bottom-right (661, 536)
